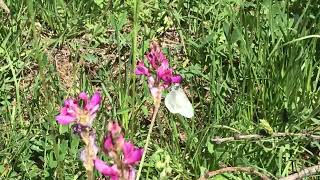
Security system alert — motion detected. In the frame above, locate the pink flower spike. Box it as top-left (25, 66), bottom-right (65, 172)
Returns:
top-left (59, 107), bottom-right (68, 115)
top-left (158, 51), bottom-right (167, 63)
top-left (55, 114), bottom-right (76, 125)
top-left (122, 142), bottom-right (144, 165)
top-left (56, 92), bottom-right (102, 128)
top-left (171, 75), bottom-right (182, 84)
top-left (146, 50), bottom-right (158, 69)
top-left (85, 91), bottom-right (101, 113)
top-left (79, 92), bottom-right (89, 104)
top-left (158, 69), bottom-right (173, 83)
top-left (135, 61), bottom-right (150, 76)
top-left (123, 167), bottom-right (136, 180)
top-left (128, 168), bottom-right (136, 180)
top-left (147, 76), bottom-right (155, 89)
top-left (160, 58), bottom-right (169, 70)
top-left (103, 133), bottom-right (124, 153)
top-left (103, 134), bottom-right (114, 152)
top-left (136, 42), bottom-right (184, 100)
top-left (94, 158), bottom-right (120, 178)
top-left (64, 98), bottom-right (78, 108)
top-left (63, 99), bottom-right (78, 117)
top-left (55, 98), bottom-right (78, 125)
top-left (107, 121), bottom-right (122, 136)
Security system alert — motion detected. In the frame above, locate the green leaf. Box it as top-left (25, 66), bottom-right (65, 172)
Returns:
top-left (94, 0), bottom-right (104, 8)
top-left (213, 175), bottom-right (229, 180)
top-left (59, 125), bottom-right (69, 134)
top-left (206, 141), bottom-right (214, 154)
top-left (260, 119), bottom-right (274, 134)
top-left (230, 27), bottom-right (241, 44)
top-left (70, 135), bottom-right (80, 155)
top-left (116, 107), bottom-right (132, 115)
top-left (83, 53), bottom-right (98, 63)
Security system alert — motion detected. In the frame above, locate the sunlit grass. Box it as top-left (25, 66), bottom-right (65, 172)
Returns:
top-left (0, 0), bottom-right (320, 179)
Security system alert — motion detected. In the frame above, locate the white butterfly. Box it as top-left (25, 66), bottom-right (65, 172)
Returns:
top-left (165, 86), bottom-right (194, 118)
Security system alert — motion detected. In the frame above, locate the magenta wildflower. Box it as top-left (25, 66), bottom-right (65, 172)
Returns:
top-left (135, 61), bottom-right (151, 76)
top-left (55, 91), bottom-right (101, 127)
top-left (103, 122), bottom-right (125, 154)
top-left (122, 142), bottom-right (144, 165)
top-left (95, 121), bottom-right (143, 180)
top-left (55, 99), bottom-right (78, 125)
top-left (79, 92), bottom-right (101, 116)
top-left (103, 133), bottom-right (125, 155)
top-left (122, 168), bottom-right (136, 180)
top-left (135, 42), bottom-right (182, 101)
top-left (108, 121), bottom-right (122, 136)
top-left (147, 42), bottom-right (168, 69)
top-left (94, 158), bottom-right (120, 179)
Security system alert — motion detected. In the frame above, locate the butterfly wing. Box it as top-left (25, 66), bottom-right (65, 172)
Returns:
top-left (165, 89), bottom-right (181, 113)
top-left (165, 87), bottom-right (194, 118)
top-left (174, 88), bottom-right (194, 118)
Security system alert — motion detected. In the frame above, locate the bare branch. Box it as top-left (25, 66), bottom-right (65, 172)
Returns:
top-left (212, 132), bottom-right (320, 144)
top-left (198, 166), bottom-right (271, 180)
top-left (279, 164), bottom-right (320, 180)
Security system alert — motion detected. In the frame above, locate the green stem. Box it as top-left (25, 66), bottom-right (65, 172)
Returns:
top-left (136, 99), bottom-right (161, 179)
top-left (131, 0), bottom-right (140, 98)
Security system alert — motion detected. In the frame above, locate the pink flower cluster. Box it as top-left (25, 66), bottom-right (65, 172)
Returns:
top-left (55, 92), bottom-right (143, 180)
top-left (94, 122), bottom-right (143, 180)
top-left (55, 92), bottom-right (101, 127)
top-left (135, 42), bottom-right (182, 98)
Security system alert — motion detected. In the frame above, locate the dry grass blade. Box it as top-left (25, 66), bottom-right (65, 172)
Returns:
top-left (0, 0), bottom-right (10, 14)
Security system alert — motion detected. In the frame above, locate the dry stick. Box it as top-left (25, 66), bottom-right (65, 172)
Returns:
top-left (279, 164), bottom-right (320, 180)
top-left (212, 132), bottom-right (320, 144)
top-left (198, 166), bottom-right (271, 180)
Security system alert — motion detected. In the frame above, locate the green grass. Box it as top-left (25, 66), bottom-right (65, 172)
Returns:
top-left (1, 0), bottom-right (320, 179)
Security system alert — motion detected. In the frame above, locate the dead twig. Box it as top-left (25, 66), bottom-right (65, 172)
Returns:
top-left (279, 164), bottom-right (320, 180)
top-left (198, 166), bottom-right (271, 180)
top-left (212, 132), bottom-right (320, 144)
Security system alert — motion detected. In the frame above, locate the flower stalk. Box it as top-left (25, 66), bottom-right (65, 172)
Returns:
top-left (136, 86), bottom-right (162, 180)
top-left (94, 121), bottom-right (143, 180)
top-left (55, 92), bottom-right (100, 179)
top-left (135, 42), bottom-right (183, 179)
top-left (80, 129), bottom-right (96, 180)
top-left (56, 92), bottom-right (143, 180)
